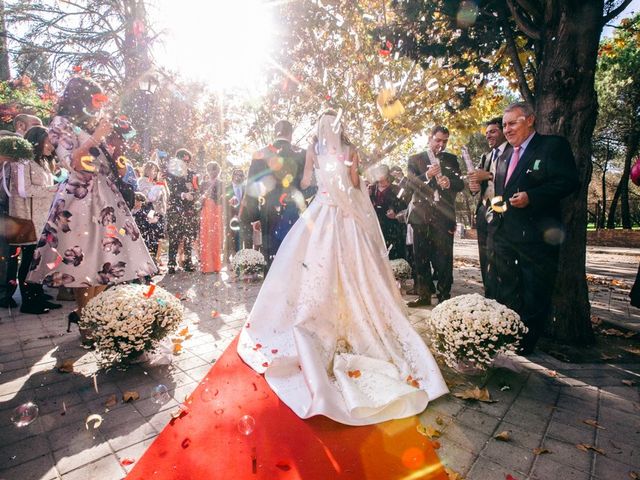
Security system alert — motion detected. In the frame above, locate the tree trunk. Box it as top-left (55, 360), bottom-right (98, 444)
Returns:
top-left (123, 0), bottom-right (150, 85)
top-left (0, 0), bottom-right (11, 81)
top-left (533, 1), bottom-right (603, 345)
top-left (621, 131), bottom-right (639, 229)
top-left (607, 180), bottom-right (622, 228)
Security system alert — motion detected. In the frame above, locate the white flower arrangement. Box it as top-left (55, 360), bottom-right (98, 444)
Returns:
top-left (79, 284), bottom-right (184, 367)
top-left (389, 258), bottom-right (412, 280)
top-left (230, 248), bottom-right (266, 276)
top-left (426, 293), bottom-right (527, 370)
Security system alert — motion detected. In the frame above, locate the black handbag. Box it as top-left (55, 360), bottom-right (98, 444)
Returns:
top-left (98, 145), bottom-right (135, 209)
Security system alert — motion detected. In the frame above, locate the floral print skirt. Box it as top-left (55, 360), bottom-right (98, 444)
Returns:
top-left (27, 170), bottom-right (157, 288)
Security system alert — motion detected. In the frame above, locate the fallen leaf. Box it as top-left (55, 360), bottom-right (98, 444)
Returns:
top-left (533, 448), bottom-right (552, 455)
top-left (454, 387), bottom-right (497, 403)
top-left (120, 458), bottom-right (135, 466)
top-left (444, 467), bottom-right (463, 480)
top-left (104, 394), bottom-right (117, 408)
top-left (123, 391), bottom-right (140, 402)
top-left (171, 338), bottom-right (183, 344)
top-left (348, 370), bottom-right (362, 378)
top-left (601, 328), bottom-right (626, 337)
top-left (57, 359), bottom-right (75, 373)
top-left (85, 413), bottom-right (103, 430)
top-left (178, 327), bottom-right (189, 336)
top-left (576, 443), bottom-right (606, 455)
top-left (622, 380), bottom-right (636, 387)
top-left (417, 424), bottom-right (441, 438)
top-left (170, 405), bottom-right (189, 420)
top-left (494, 431), bottom-right (511, 441)
top-left (582, 419), bottom-right (605, 429)
top-left (173, 343), bottom-right (183, 355)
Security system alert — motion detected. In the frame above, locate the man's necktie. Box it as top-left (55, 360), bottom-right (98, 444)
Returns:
top-left (504, 146), bottom-right (521, 185)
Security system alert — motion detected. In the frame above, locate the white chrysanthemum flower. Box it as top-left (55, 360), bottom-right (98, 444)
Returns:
top-left (425, 293), bottom-right (527, 370)
top-left (231, 248), bottom-right (266, 275)
top-left (79, 284), bottom-right (184, 368)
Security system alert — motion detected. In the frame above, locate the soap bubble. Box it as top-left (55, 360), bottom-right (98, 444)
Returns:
top-left (229, 217), bottom-right (241, 231)
top-left (237, 414), bottom-right (256, 435)
top-left (152, 385), bottom-right (170, 404)
top-left (11, 402), bottom-right (39, 427)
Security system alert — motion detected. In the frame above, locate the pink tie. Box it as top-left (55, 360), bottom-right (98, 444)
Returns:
top-left (505, 146), bottom-right (521, 185)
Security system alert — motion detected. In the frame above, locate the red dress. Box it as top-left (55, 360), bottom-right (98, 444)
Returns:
top-left (199, 179), bottom-right (223, 273)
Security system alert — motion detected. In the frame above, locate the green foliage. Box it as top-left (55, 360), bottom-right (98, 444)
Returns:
top-left (0, 136), bottom-right (34, 160)
top-left (0, 77), bottom-right (56, 130)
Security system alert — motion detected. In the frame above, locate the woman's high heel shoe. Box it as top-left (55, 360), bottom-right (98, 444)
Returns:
top-left (67, 311), bottom-right (80, 332)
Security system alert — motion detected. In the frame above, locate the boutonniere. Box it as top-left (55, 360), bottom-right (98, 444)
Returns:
top-left (533, 159), bottom-right (542, 171)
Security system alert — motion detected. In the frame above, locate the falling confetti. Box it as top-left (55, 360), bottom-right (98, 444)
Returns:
top-left (143, 284), bottom-right (156, 298)
top-left (80, 156), bottom-right (96, 172)
top-left (91, 93), bottom-right (108, 109)
top-left (376, 88), bottom-right (405, 120)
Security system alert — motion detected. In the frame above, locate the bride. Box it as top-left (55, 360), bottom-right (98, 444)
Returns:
top-left (237, 110), bottom-right (448, 426)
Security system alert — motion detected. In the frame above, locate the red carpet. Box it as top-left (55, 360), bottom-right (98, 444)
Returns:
top-left (127, 337), bottom-right (447, 480)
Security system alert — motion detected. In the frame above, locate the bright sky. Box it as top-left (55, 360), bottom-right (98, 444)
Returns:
top-left (603, 0), bottom-right (640, 36)
top-left (150, 0), bottom-right (278, 92)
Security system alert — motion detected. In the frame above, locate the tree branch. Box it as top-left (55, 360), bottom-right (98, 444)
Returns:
top-left (602, 0), bottom-right (633, 24)
top-left (499, 8), bottom-right (536, 106)
top-left (506, 0), bottom-right (541, 40)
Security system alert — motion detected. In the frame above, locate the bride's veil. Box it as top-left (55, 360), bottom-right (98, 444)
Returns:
top-left (315, 112), bottom-right (387, 253)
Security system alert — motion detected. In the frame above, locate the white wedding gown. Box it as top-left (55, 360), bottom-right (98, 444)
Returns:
top-left (237, 120), bottom-right (448, 426)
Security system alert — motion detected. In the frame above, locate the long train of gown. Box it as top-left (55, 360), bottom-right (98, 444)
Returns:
top-left (237, 152), bottom-right (448, 426)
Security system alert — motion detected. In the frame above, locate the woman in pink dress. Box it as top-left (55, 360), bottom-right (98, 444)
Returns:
top-left (199, 161), bottom-right (223, 273)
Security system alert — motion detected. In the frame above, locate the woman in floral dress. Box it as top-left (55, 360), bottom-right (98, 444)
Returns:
top-left (27, 77), bottom-right (157, 336)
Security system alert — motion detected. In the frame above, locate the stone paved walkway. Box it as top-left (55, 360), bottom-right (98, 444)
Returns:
top-left (0, 241), bottom-right (638, 479)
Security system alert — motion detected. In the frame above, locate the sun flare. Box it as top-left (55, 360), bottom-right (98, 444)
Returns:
top-left (154, 0), bottom-right (277, 90)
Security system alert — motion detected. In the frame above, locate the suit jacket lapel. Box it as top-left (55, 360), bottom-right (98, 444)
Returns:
top-left (495, 145), bottom-right (512, 196)
top-left (505, 133), bottom-right (541, 189)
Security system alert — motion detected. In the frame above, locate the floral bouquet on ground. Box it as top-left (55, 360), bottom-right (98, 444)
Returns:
top-left (79, 284), bottom-right (184, 367)
top-left (389, 258), bottom-right (412, 280)
top-left (230, 248), bottom-right (266, 280)
top-left (426, 293), bottom-right (527, 372)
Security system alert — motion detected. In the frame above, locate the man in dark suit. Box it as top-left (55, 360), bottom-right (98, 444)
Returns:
top-left (406, 126), bottom-right (464, 306)
top-left (468, 117), bottom-right (509, 298)
top-left (224, 168), bottom-right (252, 262)
top-left (489, 102), bottom-right (579, 354)
top-left (240, 120), bottom-right (308, 268)
top-left (165, 148), bottom-right (200, 274)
